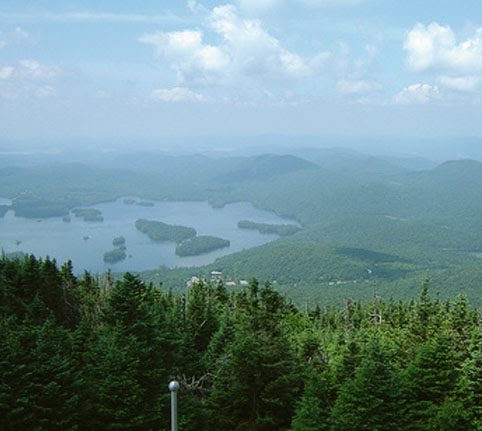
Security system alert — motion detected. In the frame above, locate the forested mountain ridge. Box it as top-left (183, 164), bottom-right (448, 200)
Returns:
top-left (212, 154), bottom-right (318, 184)
top-left (1, 254), bottom-right (482, 430)
top-left (2, 151), bottom-right (482, 305)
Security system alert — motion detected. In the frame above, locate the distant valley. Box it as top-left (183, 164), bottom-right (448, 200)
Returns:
top-left (1, 147), bottom-right (482, 306)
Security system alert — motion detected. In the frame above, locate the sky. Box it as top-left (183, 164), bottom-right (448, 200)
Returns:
top-left (1, 0), bottom-right (482, 145)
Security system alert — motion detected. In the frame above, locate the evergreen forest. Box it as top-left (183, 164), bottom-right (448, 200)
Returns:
top-left (2, 254), bottom-right (482, 430)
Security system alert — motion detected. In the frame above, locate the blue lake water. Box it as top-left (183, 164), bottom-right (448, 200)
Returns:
top-left (0, 197), bottom-right (295, 274)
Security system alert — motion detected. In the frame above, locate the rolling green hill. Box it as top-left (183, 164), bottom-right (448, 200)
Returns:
top-left (2, 150), bottom-right (482, 306)
top-left (212, 154), bottom-right (318, 183)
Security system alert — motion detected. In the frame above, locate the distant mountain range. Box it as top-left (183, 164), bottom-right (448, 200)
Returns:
top-left (2, 147), bottom-right (482, 305)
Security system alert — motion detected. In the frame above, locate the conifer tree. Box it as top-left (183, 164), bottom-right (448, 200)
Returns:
top-left (403, 334), bottom-right (458, 430)
top-left (291, 370), bottom-right (333, 431)
top-left (0, 320), bottom-right (79, 430)
top-left (459, 336), bottom-right (482, 429)
top-left (208, 282), bottom-right (300, 431)
top-left (83, 327), bottom-right (146, 430)
top-left (331, 335), bottom-right (403, 431)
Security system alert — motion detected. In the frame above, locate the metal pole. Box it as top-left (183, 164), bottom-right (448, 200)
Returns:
top-left (169, 381), bottom-right (180, 431)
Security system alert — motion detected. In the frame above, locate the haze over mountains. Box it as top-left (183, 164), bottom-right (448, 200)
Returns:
top-left (2, 141), bottom-right (482, 305)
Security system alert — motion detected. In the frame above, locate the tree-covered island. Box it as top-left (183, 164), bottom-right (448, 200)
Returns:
top-left (135, 219), bottom-right (196, 242)
top-left (175, 235), bottom-right (230, 256)
top-left (103, 248), bottom-right (127, 263)
top-left (238, 220), bottom-right (301, 236)
top-left (137, 201), bottom-right (154, 207)
top-left (112, 236), bottom-right (126, 247)
top-left (72, 208), bottom-right (104, 222)
top-left (11, 196), bottom-right (73, 218)
top-left (123, 198), bottom-right (154, 207)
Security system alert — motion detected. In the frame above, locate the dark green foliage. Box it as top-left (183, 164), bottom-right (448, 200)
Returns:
top-left (0, 255), bottom-right (80, 328)
top-left (12, 196), bottom-right (72, 218)
top-left (403, 334), bottom-right (459, 429)
top-left (426, 398), bottom-right (472, 431)
top-left (138, 201), bottom-right (154, 207)
top-left (135, 219), bottom-right (196, 243)
top-left (291, 370), bottom-right (333, 431)
top-left (103, 248), bottom-right (127, 263)
top-left (0, 320), bottom-right (79, 431)
top-left (112, 236), bottom-right (126, 247)
top-left (208, 282), bottom-right (301, 431)
top-left (82, 327), bottom-right (147, 430)
top-left (1, 255), bottom-right (482, 430)
top-left (238, 220), bottom-right (301, 236)
top-left (332, 336), bottom-right (403, 431)
top-left (175, 235), bottom-right (230, 256)
top-left (459, 341), bottom-right (482, 428)
top-left (72, 207), bottom-right (104, 222)
top-left (336, 247), bottom-right (410, 264)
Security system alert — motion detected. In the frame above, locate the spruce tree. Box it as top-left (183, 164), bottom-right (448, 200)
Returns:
top-left (331, 335), bottom-right (403, 431)
top-left (403, 334), bottom-right (458, 430)
top-left (291, 370), bottom-right (333, 431)
top-left (0, 320), bottom-right (79, 430)
top-left (208, 282), bottom-right (300, 431)
top-left (459, 338), bottom-right (482, 429)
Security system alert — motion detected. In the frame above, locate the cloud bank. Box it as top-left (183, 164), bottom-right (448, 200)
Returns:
top-left (140, 3), bottom-right (311, 89)
top-left (394, 83), bottom-right (440, 105)
top-left (404, 23), bottom-right (482, 74)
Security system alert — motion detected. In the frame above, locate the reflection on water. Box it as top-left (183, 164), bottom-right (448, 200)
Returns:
top-left (0, 197), bottom-right (294, 274)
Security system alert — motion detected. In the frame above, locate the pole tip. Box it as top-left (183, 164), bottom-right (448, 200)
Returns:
top-left (169, 380), bottom-right (180, 392)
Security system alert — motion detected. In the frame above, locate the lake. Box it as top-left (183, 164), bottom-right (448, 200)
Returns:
top-left (0, 197), bottom-right (295, 274)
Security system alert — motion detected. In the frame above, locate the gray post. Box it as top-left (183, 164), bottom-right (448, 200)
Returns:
top-left (168, 381), bottom-right (180, 431)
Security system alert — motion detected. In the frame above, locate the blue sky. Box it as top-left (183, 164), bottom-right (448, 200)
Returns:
top-left (1, 0), bottom-right (482, 143)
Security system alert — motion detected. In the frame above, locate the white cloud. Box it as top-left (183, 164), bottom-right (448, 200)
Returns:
top-left (140, 4), bottom-right (311, 85)
top-left (0, 60), bottom-right (62, 101)
top-left (151, 87), bottom-right (205, 102)
top-left (439, 75), bottom-right (479, 92)
top-left (404, 23), bottom-right (482, 73)
top-left (337, 79), bottom-right (379, 95)
top-left (0, 60), bottom-right (61, 81)
top-left (393, 83), bottom-right (440, 105)
top-left (211, 4), bottom-right (311, 78)
top-left (18, 60), bottom-right (62, 80)
top-left (0, 66), bottom-right (14, 80)
top-left (139, 30), bottom-right (229, 80)
top-left (187, 0), bottom-right (208, 13)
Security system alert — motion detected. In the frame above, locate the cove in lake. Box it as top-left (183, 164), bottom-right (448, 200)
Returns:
top-left (0, 197), bottom-right (297, 274)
